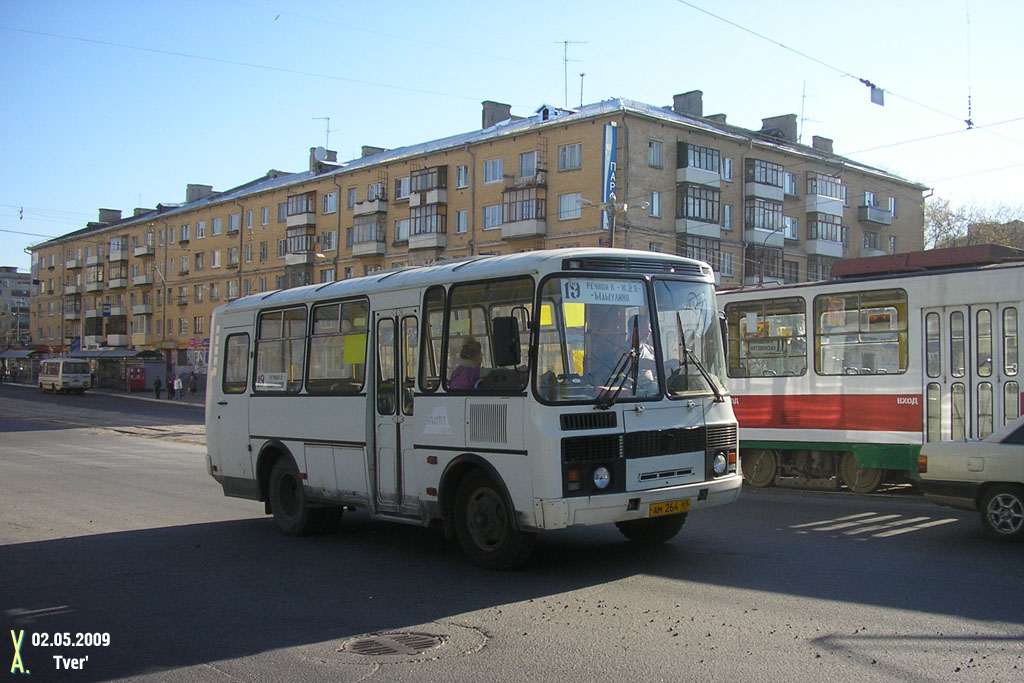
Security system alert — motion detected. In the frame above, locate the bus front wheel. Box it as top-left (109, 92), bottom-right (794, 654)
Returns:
top-left (454, 470), bottom-right (535, 570)
top-left (269, 457), bottom-right (315, 535)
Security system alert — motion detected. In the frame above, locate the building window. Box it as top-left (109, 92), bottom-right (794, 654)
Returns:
top-left (259, 241), bottom-right (267, 261)
top-left (278, 203), bottom-right (288, 222)
top-left (229, 214), bottom-right (240, 233)
top-left (686, 236), bottom-right (720, 271)
top-left (456, 165), bottom-right (468, 188)
top-left (212, 217), bottom-right (222, 236)
top-left (455, 209), bottom-right (468, 234)
top-left (194, 285), bottom-right (204, 303)
top-left (744, 198), bottom-right (782, 231)
top-left (277, 239), bottom-right (286, 257)
top-left (745, 159), bottom-right (784, 188)
top-left (557, 193), bottom-right (582, 221)
top-left (194, 316), bottom-right (204, 334)
top-left (321, 230), bottom-right (336, 251)
top-left (520, 151), bottom-right (538, 178)
top-left (411, 166), bottom-right (447, 192)
top-left (244, 244), bottom-right (253, 263)
top-left (648, 191), bottom-right (661, 218)
top-left (722, 204), bottom-right (733, 230)
top-left (678, 184), bottom-right (720, 224)
top-left (889, 235), bottom-right (897, 253)
top-left (807, 172), bottom-right (843, 199)
top-left (196, 221), bottom-right (206, 239)
top-left (227, 247), bottom-right (239, 266)
top-left (246, 210), bottom-right (253, 228)
top-left (354, 214), bottom-right (386, 243)
top-left (261, 206), bottom-right (269, 225)
top-left (347, 188), bottom-right (356, 209)
top-left (863, 190), bottom-right (876, 207)
top-left (889, 196), bottom-right (898, 217)
top-left (722, 157), bottom-right (734, 181)
top-left (484, 158), bottom-right (503, 184)
top-left (227, 280), bottom-right (238, 299)
top-left (558, 143), bottom-right (582, 171)
top-left (323, 192), bottom-right (337, 214)
top-left (194, 252), bottom-right (205, 271)
top-left (744, 245), bottom-right (783, 280)
top-left (720, 252), bottom-right (735, 277)
top-left (808, 213), bottom-right (843, 241)
top-left (211, 250), bottom-right (222, 268)
top-left (864, 231), bottom-right (879, 249)
top-left (318, 268), bottom-right (335, 284)
top-left (209, 283), bottom-right (220, 301)
top-left (783, 260), bottom-right (799, 283)
top-left (503, 188), bottom-right (543, 223)
top-left (648, 141), bottom-right (663, 168)
top-left (394, 218), bottom-right (410, 243)
top-left (412, 205), bottom-right (446, 235)
top-left (394, 178), bottom-right (410, 201)
top-left (482, 204), bottom-right (503, 229)
top-left (784, 172), bottom-right (798, 197)
top-left (678, 143), bottom-right (720, 172)
top-left (367, 183), bottom-right (384, 201)
top-left (783, 216), bottom-right (798, 240)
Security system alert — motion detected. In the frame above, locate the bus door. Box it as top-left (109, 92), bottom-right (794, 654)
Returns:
top-left (373, 309), bottom-right (419, 515)
top-left (213, 328), bottom-right (254, 487)
top-left (923, 303), bottom-right (1019, 442)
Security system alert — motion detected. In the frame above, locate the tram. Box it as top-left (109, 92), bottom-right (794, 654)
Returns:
top-left (718, 248), bottom-right (1023, 492)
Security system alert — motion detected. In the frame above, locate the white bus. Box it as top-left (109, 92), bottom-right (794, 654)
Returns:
top-left (719, 257), bottom-right (1023, 493)
top-left (38, 358), bottom-right (92, 394)
top-left (206, 248), bottom-right (741, 568)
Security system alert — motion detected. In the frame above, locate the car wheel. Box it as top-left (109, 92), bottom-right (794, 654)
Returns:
top-left (980, 485), bottom-right (1024, 540)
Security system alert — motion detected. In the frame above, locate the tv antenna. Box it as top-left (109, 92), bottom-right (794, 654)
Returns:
top-left (312, 116), bottom-right (336, 150)
top-left (555, 40), bottom-right (586, 108)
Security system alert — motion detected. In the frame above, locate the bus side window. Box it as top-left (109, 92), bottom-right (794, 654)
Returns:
top-left (223, 334), bottom-right (250, 394)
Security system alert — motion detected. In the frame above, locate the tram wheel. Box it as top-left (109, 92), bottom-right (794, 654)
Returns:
top-left (839, 453), bottom-right (884, 494)
top-left (742, 449), bottom-right (778, 488)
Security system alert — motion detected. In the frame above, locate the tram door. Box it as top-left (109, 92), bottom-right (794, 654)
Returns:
top-left (373, 308), bottom-right (419, 515)
top-left (923, 304), bottom-right (1021, 442)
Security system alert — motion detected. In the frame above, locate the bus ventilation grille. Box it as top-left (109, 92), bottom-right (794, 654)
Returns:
top-left (560, 412), bottom-right (617, 431)
top-left (562, 256), bottom-right (704, 277)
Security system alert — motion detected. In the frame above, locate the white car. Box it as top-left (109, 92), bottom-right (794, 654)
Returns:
top-left (916, 415), bottom-right (1024, 540)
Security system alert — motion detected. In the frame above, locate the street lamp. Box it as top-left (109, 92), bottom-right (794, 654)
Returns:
top-left (756, 224), bottom-right (785, 286)
top-left (578, 195), bottom-right (650, 249)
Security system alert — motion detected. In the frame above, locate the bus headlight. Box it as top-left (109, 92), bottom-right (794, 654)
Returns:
top-left (712, 453), bottom-right (728, 476)
top-left (593, 466), bottom-right (611, 490)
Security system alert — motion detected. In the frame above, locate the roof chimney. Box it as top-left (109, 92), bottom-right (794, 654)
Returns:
top-left (812, 135), bottom-right (834, 155)
top-left (672, 90), bottom-right (703, 118)
top-left (186, 184), bottom-right (214, 203)
top-left (309, 146), bottom-right (339, 172)
top-left (482, 100), bottom-right (513, 128)
top-left (361, 145), bottom-right (386, 158)
top-left (760, 114), bottom-right (798, 143)
top-left (705, 113), bottom-right (727, 124)
top-left (97, 208), bottom-right (122, 224)
top-left (132, 207), bottom-right (154, 218)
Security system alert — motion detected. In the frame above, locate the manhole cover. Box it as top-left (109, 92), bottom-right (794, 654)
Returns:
top-left (341, 632), bottom-right (446, 657)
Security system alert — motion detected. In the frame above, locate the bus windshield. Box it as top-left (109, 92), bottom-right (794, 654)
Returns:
top-left (536, 276), bottom-right (726, 404)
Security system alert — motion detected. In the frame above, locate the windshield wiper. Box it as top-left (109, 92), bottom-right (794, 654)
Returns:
top-left (674, 312), bottom-right (724, 403)
top-left (595, 316), bottom-right (640, 410)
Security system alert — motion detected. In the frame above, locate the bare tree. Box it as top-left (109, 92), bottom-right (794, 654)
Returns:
top-left (925, 198), bottom-right (1024, 249)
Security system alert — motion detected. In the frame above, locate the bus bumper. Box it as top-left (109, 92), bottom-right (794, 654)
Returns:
top-left (534, 473), bottom-right (743, 530)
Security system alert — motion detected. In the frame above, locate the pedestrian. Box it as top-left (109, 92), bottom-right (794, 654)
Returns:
top-left (188, 372), bottom-right (197, 396)
top-left (174, 375), bottom-right (183, 400)
top-left (153, 376), bottom-right (163, 399)
top-left (165, 376), bottom-right (174, 400)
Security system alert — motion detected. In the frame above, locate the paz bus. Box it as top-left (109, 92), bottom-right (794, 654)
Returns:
top-left (718, 253), bottom-right (1023, 493)
top-left (205, 248), bottom-right (741, 568)
top-left (38, 358), bottom-right (91, 394)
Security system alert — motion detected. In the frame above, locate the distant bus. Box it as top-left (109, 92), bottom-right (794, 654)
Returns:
top-left (38, 358), bottom-right (91, 394)
top-left (718, 258), bottom-right (1023, 493)
top-left (205, 248), bottom-right (741, 568)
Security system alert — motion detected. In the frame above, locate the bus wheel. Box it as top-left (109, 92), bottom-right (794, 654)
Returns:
top-left (454, 470), bottom-right (535, 570)
top-left (980, 485), bottom-right (1024, 540)
top-left (269, 457), bottom-right (315, 535)
top-left (742, 449), bottom-right (777, 488)
top-left (839, 453), bottom-right (883, 494)
top-left (615, 513), bottom-right (687, 545)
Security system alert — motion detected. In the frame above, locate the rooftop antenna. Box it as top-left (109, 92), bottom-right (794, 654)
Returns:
top-left (312, 116), bottom-right (336, 150)
top-left (579, 72), bottom-right (585, 107)
top-left (555, 40), bottom-right (585, 108)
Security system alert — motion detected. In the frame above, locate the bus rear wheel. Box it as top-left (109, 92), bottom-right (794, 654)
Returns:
top-left (269, 457), bottom-right (316, 535)
top-left (615, 513), bottom-right (687, 545)
top-left (454, 470), bottom-right (535, 570)
top-left (839, 452), bottom-right (883, 494)
top-left (742, 449), bottom-right (778, 488)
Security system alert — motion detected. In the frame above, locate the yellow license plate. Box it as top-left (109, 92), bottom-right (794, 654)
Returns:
top-left (649, 498), bottom-right (691, 517)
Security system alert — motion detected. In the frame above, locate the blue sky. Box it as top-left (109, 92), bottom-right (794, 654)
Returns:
top-left (2, 0), bottom-right (1022, 271)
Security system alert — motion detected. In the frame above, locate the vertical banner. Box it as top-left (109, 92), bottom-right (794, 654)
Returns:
top-left (600, 122), bottom-right (618, 231)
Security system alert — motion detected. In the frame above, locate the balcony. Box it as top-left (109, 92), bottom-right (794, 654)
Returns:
top-left (860, 246), bottom-right (889, 258)
top-left (86, 254), bottom-right (103, 267)
top-left (106, 334), bottom-right (129, 347)
top-left (84, 335), bottom-right (104, 348)
top-left (409, 232), bottom-right (447, 250)
top-left (108, 248), bottom-right (129, 262)
top-left (131, 332), bottom-right (155, 346)
top-left (177, 297), bottom-right (189, 306)
top-left (676, 167), bottom-right (721, 187)
top-left (132, 273), bottom-right (154, 286)
top-left (352, 240), bottom-right (386, 257)
top-left (805, 239), bottom-right (844, 258)
top-left (744, 182), bottom-right (784, 202)
top-left (107, 278), bottom-right (128, 289)
top-left (132, 304), bottom-right (154, 315)
top-left (409, 188), bottom-right (448, 207)
top-left (64, 309), bottom-right (81, 321)
top-left (744, 227), bottom-right (784, 248)
top-left (285, 251), bottom-right (316, 266)
top-left (109, 306), bottom-right (127, 317)
top-left (858, 205), bottom-right (893, 226)
top-left (286, 212), bottom-right (317, 228)
top-left (86, 281), bottom-right (103, 293)
top-left (63, 284), bottom-right (81, 295)
top-left (806, 194), bottom-right (844, 217)
top-left (65, 258), bottom-right (83, 269)
top-left (133, 244), bottom-right (155, 258)
top-left (675, 218), bottom-right (720, 239)
top-left (353, 198), bottom-right (387, 216)
top-left (501, 218), bottom-right (546, 240)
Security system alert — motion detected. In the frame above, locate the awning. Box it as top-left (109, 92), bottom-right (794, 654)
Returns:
top-left (68, 349), bottom-right (163, 359)
top-left (0, 349), bottom-right (43, 359)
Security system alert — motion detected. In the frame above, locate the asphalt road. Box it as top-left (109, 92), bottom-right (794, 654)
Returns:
top-left (1, 386), bottom-right (1022, 682)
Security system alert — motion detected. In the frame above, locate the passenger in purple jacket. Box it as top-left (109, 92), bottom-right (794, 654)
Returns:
top-left (449, 337), bottom-right (483, 390)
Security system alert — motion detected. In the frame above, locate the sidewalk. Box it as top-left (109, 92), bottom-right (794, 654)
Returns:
top-left (1, 379), bottom-right (205, 408)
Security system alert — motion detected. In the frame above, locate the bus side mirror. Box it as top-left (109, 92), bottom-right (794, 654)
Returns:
top-left (719, 311), bottom-right (728, 362)
top-left (491, 316), bottom-right (521, 367)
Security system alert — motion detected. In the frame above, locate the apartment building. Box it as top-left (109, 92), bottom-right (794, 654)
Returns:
top-left (28, 89), bottom-right (927, 365)
top-left (0, 266), bottom-right (32, 346)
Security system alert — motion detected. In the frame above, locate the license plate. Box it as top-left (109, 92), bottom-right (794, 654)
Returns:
top-left (649, 498), bottom-right (690, 517)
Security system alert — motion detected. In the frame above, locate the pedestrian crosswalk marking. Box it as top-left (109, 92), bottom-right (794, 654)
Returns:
top-left (791, 512), bottom-right (959, 538)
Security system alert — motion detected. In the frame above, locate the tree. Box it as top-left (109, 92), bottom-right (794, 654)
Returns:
top-left (925, 198), bottom-right (1024, 250)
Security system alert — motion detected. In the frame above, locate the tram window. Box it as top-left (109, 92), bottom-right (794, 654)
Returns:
top-left (1004, 307), bottom-right (1019, 376)
top-left (1005, 382), bottom-right (1021, 424)
top-left (950, 311), bottom-right (965, 378)
top-left (925, 312), bottom-right (941, 378)
top-left (951, 383), bottom-right (967, 440)
top-left (926, 382), bottom-right (941, 442)
top-left (254, 307), bottom-right (307, 393)
top-left (978, 382), bottom-right (993, 438)
top-left (307, 299), bottom-right (368, 394)
top-left (724, 297), bottom-right (806, 378)
top-left (420, 286), bottom-right (445, 392)
top-left (977, 310), bottom-right (993, 378)
top-left (813, 288), bottom-right (907, 375)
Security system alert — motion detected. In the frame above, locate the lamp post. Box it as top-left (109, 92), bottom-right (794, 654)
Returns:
top-left (756, 224), bottom-right (785, 286)
top-left (578, 194), bottom-right (650, 249)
